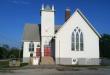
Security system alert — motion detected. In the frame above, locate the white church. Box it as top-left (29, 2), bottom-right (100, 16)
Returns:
top-left (23, 5), bottom-right (101, 65)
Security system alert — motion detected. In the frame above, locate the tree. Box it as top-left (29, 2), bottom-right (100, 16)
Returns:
top-left (7, 47), bottom-right (20, 58)
top-left (100, 34), bottom-right (110, 58)
top-left (0, 47), bottom-right (9, 59)
top-left (0, 44), bottom-right (22, 59)
top-left (2, 44), bottom-right (10, 50)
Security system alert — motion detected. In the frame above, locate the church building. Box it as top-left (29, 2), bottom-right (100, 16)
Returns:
top-left (23, 5), bottom-right (101, 65)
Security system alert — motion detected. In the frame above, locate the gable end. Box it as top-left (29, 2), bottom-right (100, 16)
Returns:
top-left (55, 9), bottom-right (101, 38)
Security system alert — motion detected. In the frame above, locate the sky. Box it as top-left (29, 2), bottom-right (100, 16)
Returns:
top-left (0, 0), bottom-right (110, 48)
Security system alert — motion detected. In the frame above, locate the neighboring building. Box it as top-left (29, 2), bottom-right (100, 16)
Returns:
top-left (23, 5), bottom-right (101, 65)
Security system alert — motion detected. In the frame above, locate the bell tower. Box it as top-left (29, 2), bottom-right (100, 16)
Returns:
top-left (41, 4), bottom-right (55, 36)
top-left (41, 4), bottom-right (55, 57)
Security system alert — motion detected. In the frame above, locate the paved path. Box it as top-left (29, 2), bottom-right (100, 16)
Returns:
top-left (0, 67), bottom-right (110, 75)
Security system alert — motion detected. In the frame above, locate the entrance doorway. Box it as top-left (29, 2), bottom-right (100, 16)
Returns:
top-left (44, 45), bottom-right (52, 56)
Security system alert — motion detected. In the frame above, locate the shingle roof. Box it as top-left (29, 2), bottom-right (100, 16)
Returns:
top-left (23, 24), bottom-right (62, 42)
top-left (23, 24), bottom-right (40, 42)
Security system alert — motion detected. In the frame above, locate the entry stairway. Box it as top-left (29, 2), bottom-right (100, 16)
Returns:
top-left (40, 56), bottom-right (55, 65)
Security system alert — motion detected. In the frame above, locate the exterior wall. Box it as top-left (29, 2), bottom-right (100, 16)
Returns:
top-left (23, 42), bottom-right (40, 63)
top-left (55, 10), bottom-right (100, 65)
top-left (56, 58), bottom-right (99, 65)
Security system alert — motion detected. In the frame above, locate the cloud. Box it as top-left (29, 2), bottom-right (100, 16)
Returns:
top-left (10, 0), bottom-right (30, 5)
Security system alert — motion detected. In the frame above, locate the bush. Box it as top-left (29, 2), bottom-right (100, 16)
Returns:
top-left (20, 63), bottom-right (28, 67)
top-left (0, 60), bottom-right (9, 68)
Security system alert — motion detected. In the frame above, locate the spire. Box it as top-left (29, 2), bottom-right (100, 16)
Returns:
top-left (52, 5), bottom-right (54, 11)
top-left (42, 4), bottom-right (44, 10)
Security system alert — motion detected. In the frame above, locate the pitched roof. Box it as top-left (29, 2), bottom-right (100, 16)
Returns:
top-left (76, 9), bottom-right (101, 38)
top-left (55, 9), bottom-right (101, 38)
top-left (55, 25), bottom-right (62, 32)
top-left (23, 24), bottom-right (40, 42)
top-left (23, 24), bottom-right (62, 42)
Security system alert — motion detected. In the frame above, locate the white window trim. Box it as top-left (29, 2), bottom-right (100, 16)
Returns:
top-left (72, 27), bottom-right (84, 51)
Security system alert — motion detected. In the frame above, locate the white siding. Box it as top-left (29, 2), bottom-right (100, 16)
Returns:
top-left (41, 11), bottom-right (55, 36)
top-left (55, 10), bottom-right (99, 64)
top-left (23, 42), bottom-right (40, 62)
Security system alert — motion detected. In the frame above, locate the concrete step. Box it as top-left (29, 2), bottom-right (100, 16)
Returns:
top-left (40, 56), bottom-right (55, 65)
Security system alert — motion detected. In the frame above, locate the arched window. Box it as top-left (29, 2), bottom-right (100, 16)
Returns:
top-left (71, 32), bottom-right (75, 50)
top-left (29, 41), bottom-right (34, 51)
top-left (76, 32), bottom-right (79, 51)
top-left (80, 32), bottom-right (83, 51)
top-left (71, 27), bottom-right (84, 51)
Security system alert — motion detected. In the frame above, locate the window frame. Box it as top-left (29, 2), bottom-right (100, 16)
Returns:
top-left (29, 41), bottom-right (34, 52)
top-left (71, 27), bottom-right (84, 51)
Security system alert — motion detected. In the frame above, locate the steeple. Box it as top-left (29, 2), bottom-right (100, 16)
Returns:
top-left (41, 4), bottom-right (55, 37)
top-left (41, 4), bottom-right (55, 57)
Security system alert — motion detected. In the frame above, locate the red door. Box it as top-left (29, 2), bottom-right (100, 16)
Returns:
top-left (44, 47), bottom-right (51, 56)
top-left (36, 48), bottom-right (41, 57)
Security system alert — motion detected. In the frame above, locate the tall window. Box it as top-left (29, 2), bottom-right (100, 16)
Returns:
top-left (71, 32), bottom-right (75, 50)
top-left (80, 32), bottom-right (83, 51)
top-left (71, 27), bottom-right (84, 51)
top-left (76, 32), bottom-right (79, 51)
top-left (29, 41), bottom-right (34, 52)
